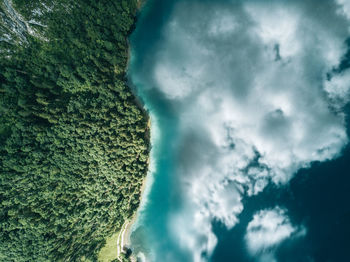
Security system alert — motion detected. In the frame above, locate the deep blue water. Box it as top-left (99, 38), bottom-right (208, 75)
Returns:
top-left (128, 0), bottom-right (350, 261)
top-left (212, 134), bottom-right (350, 262)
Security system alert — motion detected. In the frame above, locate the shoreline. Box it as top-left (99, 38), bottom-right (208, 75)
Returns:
top-left (114, 160), bottom-right (150, 262)
top-left (123, 160), bottom-right (149, 246)
top-left (99, 0), bottom-right (152, 257)
top-left (114, 1), bottom-right (152, 261)
top-left (121, 118), bottom-right (151, 261)
top-left (121, 0), bottom-right (152, 260)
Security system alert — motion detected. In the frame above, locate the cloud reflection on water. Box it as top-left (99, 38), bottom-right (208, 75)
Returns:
top-left (129, 0), bottom-right (350, 261)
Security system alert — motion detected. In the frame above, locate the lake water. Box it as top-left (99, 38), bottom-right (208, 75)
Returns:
top-left (127, 1), bottom-right (185, 260)
top-left (128, 0), bottom-right (350, 261)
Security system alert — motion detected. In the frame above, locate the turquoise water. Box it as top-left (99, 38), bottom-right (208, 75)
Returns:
top-left (127, 1), bottom-right (188, 260)
top-left (127, 0), bottom-right (350, 261)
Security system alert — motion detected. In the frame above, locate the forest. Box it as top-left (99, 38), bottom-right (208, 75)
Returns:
top-left (0, 0), bottom-right (149, 261)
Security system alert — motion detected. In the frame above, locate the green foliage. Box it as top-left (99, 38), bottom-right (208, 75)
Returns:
top-left (0, 0), bottom-right (148, 261)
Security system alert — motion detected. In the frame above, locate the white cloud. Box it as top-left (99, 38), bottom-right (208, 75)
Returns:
top-left (131, 0), bottom-right (350, 261)
top-left (336, 0), bottom-right (350, 20)
top-left (244, 207), bottom-right (305, 256)
top-left (325, 69), bottom-right (350, 108)
top-left (244, 3), bottom-right (301, 58)
top-left (208, 11), bottom-right (239, 36)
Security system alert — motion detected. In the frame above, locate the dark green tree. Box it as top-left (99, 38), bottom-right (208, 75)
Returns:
top-left (0, 0), bottom-right (149, 261)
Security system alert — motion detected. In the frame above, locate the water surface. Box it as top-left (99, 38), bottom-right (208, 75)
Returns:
top-left (128, 1), bottom-right (350, 261)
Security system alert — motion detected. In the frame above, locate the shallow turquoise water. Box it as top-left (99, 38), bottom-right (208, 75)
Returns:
top-left (127, 1), bottom-right (189, 260)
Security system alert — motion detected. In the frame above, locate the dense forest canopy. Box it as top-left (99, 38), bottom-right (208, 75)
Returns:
top-left (0, 0), bottom-right (149, 261)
